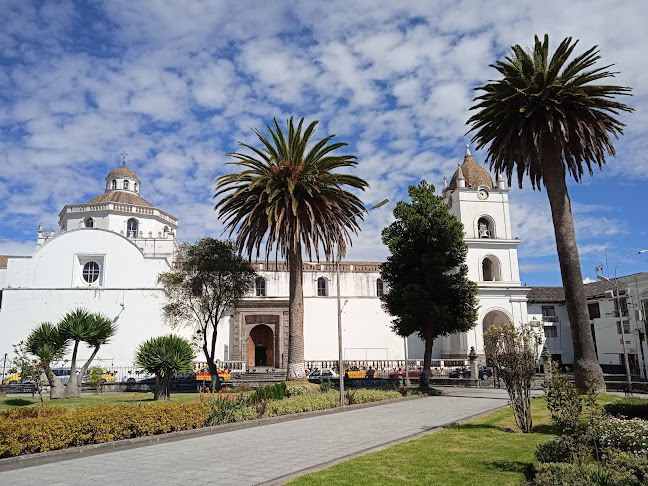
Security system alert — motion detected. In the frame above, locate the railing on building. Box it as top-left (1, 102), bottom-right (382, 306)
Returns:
top-left (64, 203), bottom-right (179, 225)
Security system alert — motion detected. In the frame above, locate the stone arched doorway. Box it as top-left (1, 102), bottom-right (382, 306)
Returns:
top-left (249, 324), bottom-right (274, 367)
top-left (482, 310), bottom-right (510, 332)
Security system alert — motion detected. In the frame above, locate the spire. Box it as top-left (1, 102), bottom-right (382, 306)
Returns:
top-left (456, 164), bottom-right (466, 188)
top-left (443, 176), bottom-right (448, 190)
top-left (497, 171), bottom-right (506, 190)
top-left (465, 144), bottom-right (472, 157)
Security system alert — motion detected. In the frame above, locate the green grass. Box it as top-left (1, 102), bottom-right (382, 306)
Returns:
top-left (0, 392), bottom-right (203, 412)
top-left (289, 394), bottom-right (619, 486)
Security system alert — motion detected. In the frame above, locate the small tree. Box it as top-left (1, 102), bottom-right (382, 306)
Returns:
top-left (484, 323), bottom-right (541, 433)
top-left (380, 180), bottom-right (478, 383)
top-left (158, 238), bottom-right (256, 391)
top-left (8, 341), bottom-right (47, 412)
top-left (135, 335), bottom-right (195, 400)
top-left (25, 322), bottom-right (68, 399)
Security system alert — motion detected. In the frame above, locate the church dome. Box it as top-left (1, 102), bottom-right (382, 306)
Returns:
top-left (107, 165), bottom-right (139, 181)
top-left (448, 146), bottom-right (495, 190)
top-left (86, 191), bottom-right (152, 207)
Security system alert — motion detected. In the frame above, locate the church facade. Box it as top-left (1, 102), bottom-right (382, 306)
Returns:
top-left (0, 147), bottom-right (527, 367)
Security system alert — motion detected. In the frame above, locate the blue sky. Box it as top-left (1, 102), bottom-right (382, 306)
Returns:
top-left (1, 0), bottom-right (646, 286)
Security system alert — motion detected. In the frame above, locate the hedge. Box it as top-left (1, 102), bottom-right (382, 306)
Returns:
top-left (0, 402), bottom-right (210, 458)
top-left (604, 397), bottom-right (648, 421)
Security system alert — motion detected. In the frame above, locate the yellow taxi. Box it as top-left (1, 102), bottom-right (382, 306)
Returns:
top-left (344, 365), bottom-right (369, 379)
top-left (2, 373), bottom-right (23, 385)
top-left (83, 368), bottom-right (116, 384)
top-left (195, 366), bottom-right (231, 381)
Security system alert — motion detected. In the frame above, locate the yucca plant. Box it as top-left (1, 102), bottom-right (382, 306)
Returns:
top-left (467, 34), bottom-right (633, 392)
top-left (215, 117), bottom-right (368, 379)
top-left (25, 322), bottom-right (68, 399)
top-left (135, 335), bottom-right (196, 400)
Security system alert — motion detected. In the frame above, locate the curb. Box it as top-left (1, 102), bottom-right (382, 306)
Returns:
top-left (0, 393), bottom-right (426, 472)
top-left (262, 402), bottom-right (511, 485)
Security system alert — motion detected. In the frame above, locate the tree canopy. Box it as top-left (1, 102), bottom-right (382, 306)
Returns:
top-left (380, 181), bottom-right (478, 374)
top-left (157, 238), bottom-right (256, 390)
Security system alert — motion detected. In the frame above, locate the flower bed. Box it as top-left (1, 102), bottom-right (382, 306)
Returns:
top-left (0, 387), bottom-right (402, 458)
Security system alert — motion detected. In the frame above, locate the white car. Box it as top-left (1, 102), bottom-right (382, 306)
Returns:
top-left (307, 368), bottom-right (339, 383)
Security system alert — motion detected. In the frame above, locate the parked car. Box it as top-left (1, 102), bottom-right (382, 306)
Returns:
top-left (195, 366), bottom-right (231, 382)
top-left (448, 365), bottom-right (492, 380)
top-left (307, 368), bottom-right (339, 383)
top-left (344, 365), bottom-right (369, 379)
top-left (51, 368), bottom-right (72, 384)
top-left (82, 368), bottom-right (116, 385)
top-left (389, 366), bottom-right (428, 379)
top-left (2, 373), bottom-right (34, 385)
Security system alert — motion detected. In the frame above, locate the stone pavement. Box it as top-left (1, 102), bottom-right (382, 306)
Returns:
top-left (0, 387), bottom-right (528, 486)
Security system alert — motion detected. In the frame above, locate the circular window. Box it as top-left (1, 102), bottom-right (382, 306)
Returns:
top-left (82, 261), bottom-right (100, 283)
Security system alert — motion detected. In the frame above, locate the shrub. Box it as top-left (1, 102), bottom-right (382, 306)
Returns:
top-left (595, 416), bottom-right (648, 456)
top-left (345, 389), bottom-right (357, 405)
top-left (352, 389), bottom-right (400, 403)
top-left (604, 397), bottom-right (648, 420)
top-left (535, 438), bottom-right (574, 464)
top-left (319, 378), bottom-right (333, 393)
top-left (0, 406), bottom-right (66, 420)
top-left (262, 390), bottom-right (339, 417)
top-left (249, 382), bottom-right (288, 403)
top-left (285, 383), bottom-right (312, 397)
top-left (534, 463), bottom-right (610, 486)
top-left (0, 402), bottom-right (210, 458)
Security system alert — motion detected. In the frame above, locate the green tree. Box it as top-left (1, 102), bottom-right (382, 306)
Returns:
top-left (467, 34), bottom-right (633, 392)
top-left (59, 309), bottom-right (118, 398)
top-left (135, 334), bottom-right (195, 400)
top-left (380, 181), bottom-right (478, 381)
top-left (25, 322), bottom-right (67, 399)
top-left (215, 117), bottom-right (368, 380)
top-left (157, 238), bottom-right (256, 391)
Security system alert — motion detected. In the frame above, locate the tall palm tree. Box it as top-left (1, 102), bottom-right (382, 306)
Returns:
top-left (215, 117), bottom-right (368, 380)
top-left (467, 34), bottom-right (633, 392)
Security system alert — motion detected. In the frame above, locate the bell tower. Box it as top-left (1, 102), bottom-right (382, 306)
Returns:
top-left (438, 145), bottom-right (529, 360)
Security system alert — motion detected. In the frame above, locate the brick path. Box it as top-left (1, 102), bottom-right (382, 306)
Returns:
top-left (0, 387), bottom-right (526, 485)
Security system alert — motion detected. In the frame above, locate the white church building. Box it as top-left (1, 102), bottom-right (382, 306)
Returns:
top-left (0, 147), bottom-right (528, 369)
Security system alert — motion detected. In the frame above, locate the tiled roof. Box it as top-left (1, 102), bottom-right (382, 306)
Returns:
top-left (0, 255), bottom-right (7, 268)
top-left (86, 191), bottom-right (152, 207)
top-left (107, 165), bottom-right (139, 180)
top-left (527, 279), bottom-right (627, 304)
top-left (448, 149), bottom-right (494, 190)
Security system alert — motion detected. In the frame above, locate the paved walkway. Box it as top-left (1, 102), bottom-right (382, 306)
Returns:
top-left (0, 387), bottom-right (525, 485)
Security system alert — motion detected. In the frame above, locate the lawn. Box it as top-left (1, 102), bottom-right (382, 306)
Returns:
top-left (289, 394), bottom-right (619, 486)
top-left (0, 392), bottom-right (203, 412)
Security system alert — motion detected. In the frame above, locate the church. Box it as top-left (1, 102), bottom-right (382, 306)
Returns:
top-left (0, 147), bottom-right (528, 368)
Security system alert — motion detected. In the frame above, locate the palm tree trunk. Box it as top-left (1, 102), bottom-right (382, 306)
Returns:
top-left (44, 366), bottom-right (65, 399)
top-left (543, 157), bottom-right (606, 392)
top-left (64, 340), bottom-right (81, 398)
top-left (286, 245), bottom-right (306, 380)
top-left (155, 374), bottom-right (171, 400)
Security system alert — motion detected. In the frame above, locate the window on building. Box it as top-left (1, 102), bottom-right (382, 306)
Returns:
top-left (542, 306), bottom-right (556, 317)
top-left (255, 278), bottom-right (266, 297)
top-left (376, 279), bottom-right (384, 297)
top-left (616, 321), bottom-right (631, 334)
top-left (127, 218), bottom-right (138, 237)
top-left (123, 180), bottom-right (129, 190)
top-left (482, 257), bottom-right (501, 281)
top-left (588, 302), bottom-right (601, 320)
top-left (317, 277), bottom-right (328, 297)
top-left (111, 179), bottom-right (117, 189)
top-left (82, 261), bottom-right (100, 284)
top-left (477, 217), bottom-right (493, 238)
top-left (84, 217), bottom-right (94, 228)
top-left (544, 327), bottom-right (558, 338)
top-left (134, 183), bottom-right (138, 193)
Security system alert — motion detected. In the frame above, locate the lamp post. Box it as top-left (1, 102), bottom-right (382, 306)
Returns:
top-left (598, 249), bottom-right (648, 396)
top-left (308, 198), bottom-right (388, 408)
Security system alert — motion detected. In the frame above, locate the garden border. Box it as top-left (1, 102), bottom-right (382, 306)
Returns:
top-left (0, 393), bottom-right (424, 472)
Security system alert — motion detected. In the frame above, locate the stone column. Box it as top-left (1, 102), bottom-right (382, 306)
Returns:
top-left (469, 346), bottom-right (479, 385)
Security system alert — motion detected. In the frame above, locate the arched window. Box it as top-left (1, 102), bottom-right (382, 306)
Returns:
top-left (317, 277), bottom-right (328, 297)
top-left (123, 180), bottom-right (129, 190)
top-left (82, 261), bottom-right (100, 284)
top-left (111, 180), bottom-right (117, 189)
top-left (84, 217), bottom-right (94, 228)
top-left (482, 257), bottom-right (501, 281)
top-left (477, 217), bottom-right (493, 239)
top-left (376, 279), bottom-right (384, 297)
top-left (255, 278), bottom-right (266, 297)
top-left (127, 218), bottom-right (138, 237)
top-left (134, 183), bottom-right (138, 193)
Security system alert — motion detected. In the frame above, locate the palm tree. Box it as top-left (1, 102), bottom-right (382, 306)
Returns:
top-left (135, 335), bottom-right (196, 400)
top-left (25, 322), bottom-right (68, 399)
top-left (467, 34), bottom-right (633, 392)
top-left (215, 117), bottom-right (368, 380)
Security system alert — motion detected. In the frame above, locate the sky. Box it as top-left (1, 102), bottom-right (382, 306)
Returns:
top-left (0, 0), bottom-right (646, 286)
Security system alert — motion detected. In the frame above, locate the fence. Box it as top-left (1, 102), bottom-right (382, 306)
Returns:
top-left (305, 359), bottom-right (471, 379)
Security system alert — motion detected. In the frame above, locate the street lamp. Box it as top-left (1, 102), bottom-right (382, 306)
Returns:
top-left (307, 198), bottom-right (389, 408)
top-left (597, 249), bottom-right (648, 395)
